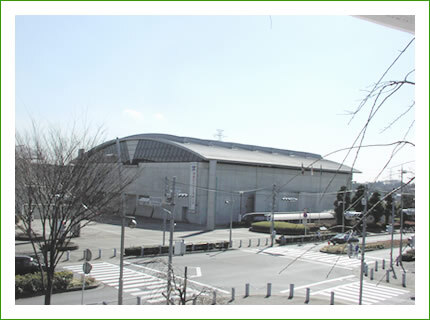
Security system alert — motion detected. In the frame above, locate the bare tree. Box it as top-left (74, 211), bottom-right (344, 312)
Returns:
top-left (15, 124), bottom-right (137, 304)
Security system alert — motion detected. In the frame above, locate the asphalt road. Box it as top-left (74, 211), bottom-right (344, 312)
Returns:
top-left (15, 218), bottom-right (415, 306)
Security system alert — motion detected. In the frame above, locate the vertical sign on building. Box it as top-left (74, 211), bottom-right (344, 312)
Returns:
top-left (189, 162), bottom-right (198, 212)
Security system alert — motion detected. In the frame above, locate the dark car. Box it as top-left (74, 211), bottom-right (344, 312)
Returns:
top-left (15, 255), bottom-right (42, 275)
top-left (328, 233), bottom-right (359, 245)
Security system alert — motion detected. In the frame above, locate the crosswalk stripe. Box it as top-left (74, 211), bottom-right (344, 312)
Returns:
top-left (246, 247), bottom-right (377, 268)
top-left (313, 281), bottom-right (409, 304)
top-left (364, 282), bottom-right (409, 293)
top-left (145, 283), bottom-right (166, 290)
top-left (64, 262), bottom-right (223, 304)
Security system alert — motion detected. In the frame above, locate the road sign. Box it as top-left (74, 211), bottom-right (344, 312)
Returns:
top-left (83, 249), bottom-right (92, 261)
top-left (82, 262), bottom-right (92, 274)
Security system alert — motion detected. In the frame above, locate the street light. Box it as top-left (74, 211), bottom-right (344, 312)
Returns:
top-left (115, 138), bottom-right (137, 305)
top-left (225, 199), bottom-right (233, 248)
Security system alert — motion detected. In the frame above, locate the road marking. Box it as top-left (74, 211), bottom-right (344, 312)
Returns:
top-left (189, 267), bottom-right (202, 278)
top-left (124, 261), bottom-right (229, 294)
top-left (243, 247), bottom-right (375, 270)
top-left (280, 275), bottom-right (355, 293)
top-left (312, 280), bottom-right (410, 305)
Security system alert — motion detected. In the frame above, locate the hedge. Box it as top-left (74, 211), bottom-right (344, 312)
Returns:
top-left (40, 241), bottom-right (79, 252)
top-left (15, 270), bottom-right (95, 298)
top-left (125, 241), bottom-right (230, 256)
top-left (250, 221), bottom-right (318, 235)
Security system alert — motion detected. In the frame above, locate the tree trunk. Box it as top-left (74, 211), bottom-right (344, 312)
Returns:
top-left (44, 270), bottom-right (54, 305)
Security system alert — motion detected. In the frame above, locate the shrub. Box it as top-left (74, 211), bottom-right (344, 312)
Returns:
top-left (15, 270), bottom-right (75, 298)
top-left (251, 221), bottom-right (306, 235)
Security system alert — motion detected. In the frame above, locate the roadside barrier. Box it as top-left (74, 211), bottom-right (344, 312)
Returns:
top-left (266, 283), bottom-right (272, 297)
top-left (245, 283), bottom-right (250, 297)
top-left (304, 288), bottom-right (310, 304)
top-left (288, 284), bottom-right (294, 299)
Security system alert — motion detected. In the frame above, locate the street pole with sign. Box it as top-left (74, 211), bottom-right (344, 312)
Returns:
top-left (81, 249), bottom-right (92, 305)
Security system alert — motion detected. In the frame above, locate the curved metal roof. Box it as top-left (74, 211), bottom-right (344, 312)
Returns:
top-left (96, 133), bottom-right (358, 174)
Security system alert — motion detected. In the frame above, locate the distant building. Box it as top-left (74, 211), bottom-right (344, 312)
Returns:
top-left (94, 134), bottom-right (358, 230)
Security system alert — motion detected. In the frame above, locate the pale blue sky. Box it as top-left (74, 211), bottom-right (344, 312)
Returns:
top-left (15, 15), bottom-right (416, 182)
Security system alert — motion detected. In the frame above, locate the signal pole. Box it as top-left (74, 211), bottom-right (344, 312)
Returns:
top-left (358, 187), bottom-right (368, 305)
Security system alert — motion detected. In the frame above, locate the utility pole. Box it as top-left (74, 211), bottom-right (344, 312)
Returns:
top-left (358, 187), bottom-right (367, 305)
top-left (163, 176), bottom-right (169, 246)
top-left (116, 138), bottom-right (126, 306)
top-left (398, 167), bottom-right (406, 270)
top-left (389, 190), bottom-right (397, 279)
top-left (225, 198), bottom-right (233, 248)
top-left (166, 176), bottom-right (176, 305)
top-left (342, 188), bottom-right (346, 233)
top-left (270, 184), bottom-right (276, 247)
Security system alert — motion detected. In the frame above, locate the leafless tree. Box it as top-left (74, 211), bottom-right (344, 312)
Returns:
top-left (15, 124), bottom-right (137, 304)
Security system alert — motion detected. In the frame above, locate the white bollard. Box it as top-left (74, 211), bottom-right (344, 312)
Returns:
top-left (212, 291), bottom-right (217, 305)
top-left (330, 291), bottom-right (335, 305)
top-left (245, 283), bottom-right (250, 297)
top-left (248, 239), bottom-right (252, 247)
top-left (288, 284), bottom-right (294, 299)
top-left (402, 273), bottom-right (406, 287)
top-left (231, 288), bottom-right (235, 301)
top-left (113, 248), bottom-right (117, 257)
top-left (382, 259), bottom-right (385, 270)
top-left (266, 238), bottom-right (269, 246)
top-left (386, 270), bottom-right (390, 282)
top-left (239, 240), bottom-right (242, 248)
top-left (257, 239), bottom-right (261, 246)
top-left (82, 250), bottom-right (86, 260)
top-left (141, 246), bottom-right (144, 257)
top-left (375, 260), bottom-right (378, 272)
top-left (137, 296), bottom-right (141, 305)
top-left (305, 288), bottom-right (310, 304)
top-left (370, 268), bottom-right (374, 280)
top-left (266, 283), bottom-right (272, 297)
top-left (364, 264), bottom-right (368, 277)
top-left (98, 248), bottom-right (102, 259)
top-left (66, 250), bottom-right (70, 261)
top-left (192, 244), bottom-right (195, 252)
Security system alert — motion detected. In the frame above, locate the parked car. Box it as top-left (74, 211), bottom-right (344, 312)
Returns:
top-left (328, 233), bottom-right (359, 245)
top-left (15, 255), bottom-right (42, 275)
